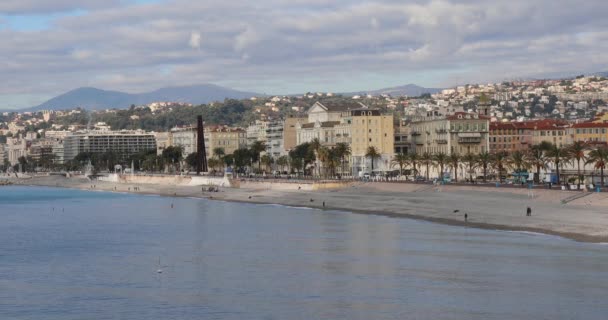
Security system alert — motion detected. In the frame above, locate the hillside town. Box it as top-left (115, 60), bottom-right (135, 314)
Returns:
top-left (2, 75), bottom-right (608, 187)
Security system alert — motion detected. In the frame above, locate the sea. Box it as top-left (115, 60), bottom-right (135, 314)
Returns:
top-left (1, 186), bottom-right (607, 319)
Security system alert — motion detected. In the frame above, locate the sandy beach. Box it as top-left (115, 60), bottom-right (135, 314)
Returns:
top-left (6, 175), bottom-right (608, 243)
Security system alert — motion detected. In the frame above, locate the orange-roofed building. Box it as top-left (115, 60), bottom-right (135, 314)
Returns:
top-left (567, 122), bottom-right (608, 144)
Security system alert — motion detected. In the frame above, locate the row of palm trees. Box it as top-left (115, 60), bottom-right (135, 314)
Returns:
top-left (390, 141), bottom-right (608, 186)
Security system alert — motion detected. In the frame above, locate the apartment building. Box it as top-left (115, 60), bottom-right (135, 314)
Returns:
top-left (568, 122), bottom-right (608, 143)
top-left (204, 126), bottom-right (247, 156)
top-left (62, 130), bottom-right (157, 162)
top-left (170, 126), bottom-right (197, 155)
top-left (410, 112), bottom-right (490, 155)
top-left (489, 122), bottom-right (534, 154)
top-left (283, 116), bottom-right (306, 154)
top-left (394, 119), bottom-right (412, 154)
top-left (530, 120), bottom-right (568, 147)
top-left (265, 120), bottom-right (285, 157)
top-left (296, 101), bottom-right (366, 146)
top-left (346, 108), bottom-right (394, 174)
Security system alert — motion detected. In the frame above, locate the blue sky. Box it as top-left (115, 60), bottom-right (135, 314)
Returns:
top-left (1, 0), bottom-right (607, 109)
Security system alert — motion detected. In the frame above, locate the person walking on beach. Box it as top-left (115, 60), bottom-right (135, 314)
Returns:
top-left (526, 206), bottom-right (532, 216)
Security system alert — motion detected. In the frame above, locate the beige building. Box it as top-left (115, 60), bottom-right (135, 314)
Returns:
top-left (346, 109), bottom-right (394, 174)
top-left (204, 126), bottom-right (247, 156)
top-left (296, 101), bottom-right (394, 174)
top-left (296, 101), bottom-right (366, 146)
top-left (283, 116), bottom-right (306, 154)
top-left (410, 112), bottom-right (490, 155)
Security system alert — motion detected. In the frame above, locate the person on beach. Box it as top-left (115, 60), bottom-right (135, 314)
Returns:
top-left (464, 213), bottom-right (468, 222)
top-left (527, 206), bottom-right (532, 216)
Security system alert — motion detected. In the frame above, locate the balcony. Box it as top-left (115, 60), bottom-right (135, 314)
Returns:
top-left (458, 137), bottom-right (482, 144)
top-left (435, 129), bottom-right (448, 134)
top-left (435, 139), bottom-right (448, 144)
top-left (411, 131), bottom-right (422, 136)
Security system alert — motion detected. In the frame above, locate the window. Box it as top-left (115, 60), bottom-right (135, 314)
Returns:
top-left (369, 138), bottom-right (372, 142)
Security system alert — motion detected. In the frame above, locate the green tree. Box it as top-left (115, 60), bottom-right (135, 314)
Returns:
top-left (249, 141), bottom-right (267, 172)
top-left (276, 155), bottom-right (290, 173)
top-left (420, 152), bottom-right (433, 180)
top-left (491, 152), bottom-right (509, 183)
top-left (509, 150), bottom-right (529, 183)
top-left (546, 144), bottom-right (569, 185)
top-left (260, 154), bottom-right (273, 173)
top-left (162, 145), bottom-right (184, 171)
top-left (476, 152), bottom-right (491, 182)
top-left (462, 153), bottom-right (478, 183)
top-left (309, 138), bottom-right (322, 177)
top-left (365, 146), bottom-right (381, 172)
top-left (433, 152), bottom-right (448, 181)
top-left (213, 147), bottom-right (225, 160)
top-left (233, 148), bottom-right (252, 174)
top-left (289, 142), bottom-right (315, 176)
top-left (408, 152), bottom-right (420, 178)
top-left (528, 144), bottom-right (550, 184)
top-left (391, 153), bottom-right (408, 176)
top-left (449, 152), bottom-right (460, 182)
top-left (567, 141), bottom-right (589, 187)
top-left (185, 152), bottom-right (198, 171)
top-left (334, 142), bottom-right (351, 176)
top-left (586, 146), bottom-right (608, 187)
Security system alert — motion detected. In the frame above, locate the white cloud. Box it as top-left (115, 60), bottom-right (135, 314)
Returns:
top-left (189, 31), bottom-right (201, 50)
top-left (2, 0), bottom-right (608, 106)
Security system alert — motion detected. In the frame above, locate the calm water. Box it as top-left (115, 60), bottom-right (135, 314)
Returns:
top-left (1, 186), bottom-right (607, 319)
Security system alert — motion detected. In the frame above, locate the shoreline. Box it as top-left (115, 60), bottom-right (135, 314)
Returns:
top-left (6, 176), bottom-right (608, 244)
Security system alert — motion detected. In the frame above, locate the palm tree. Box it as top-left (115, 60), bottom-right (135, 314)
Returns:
top-left (276, 155), bottom-right (290, 173)
top-left (476, 152), bottom-right (491, 182)
top-left (420, 152), bottom-right (433, 180)
top-left (391, 153), bottom-right (408, 177)
top-left (586, 146), bottom-right (608, 187)
top-left (567, 141), bottom-right (589, 188)
top-left (433, 152), bottom-right (448, 181)
top-left (260, 154), bottom-right (273, 173)
top-left (207, 158), bottom-right (222, 173)
top-left (317, 146), bottom-right (330, 177)
top-left (509, 150), bottom-right (529, 184)
top-left (528, 144), bottom-right (549, 184)
top-left (249, 141), bottom-right (267, 172)
top-left (334, 142), bottom-right (351, 176)
top-left (310, 138), bottom-right (322, 177)
top-left (491, 152), bottom-right (509, 183)
top-left (448, 152), bottom-right (460, 182)
top-left (365, 146), bottom-right (381, 172)
top-left (408, 152), bottom-right (420, 179)
top-left (462, 153), bottom-right (478, 183)
top-left (546, 143), bottom-right (568, 185)
top-left (212, 147), bottom-right (225, 160)
top-left (212, 147), bottom-right (225, 171)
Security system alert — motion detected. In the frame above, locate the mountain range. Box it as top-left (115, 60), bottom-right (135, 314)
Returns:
top-left (343, 84), bottom-right (442, 97)
top-left (30, 84), bottom-right (259, 111)
top-left (28, 83), bottom-right (441, 111)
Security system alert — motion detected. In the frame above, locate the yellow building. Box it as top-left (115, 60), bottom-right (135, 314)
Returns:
top-left (409, 112), bottom-right (490, 156)
top-left (342, 108), bottom-right (394, 174)
top-left (568, 122), bottom-right (608, 144)
top-left (530, 120), bottom-right (568, 147)
top-left (205, 126), bottom-right (247, 156)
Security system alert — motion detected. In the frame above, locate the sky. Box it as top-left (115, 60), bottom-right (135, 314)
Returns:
top-left (1, 0), bottom-right (608, 109)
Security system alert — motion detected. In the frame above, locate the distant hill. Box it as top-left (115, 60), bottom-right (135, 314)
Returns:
top-left (343, 84), bottom-right (442, 97)
top-left (30, 84), bottom-right (260, 111)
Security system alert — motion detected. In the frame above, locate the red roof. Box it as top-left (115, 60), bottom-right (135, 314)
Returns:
top-left (571, 122), bottom-right (608, 128)
top-left (490, 119), bottom-right (568, 131)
